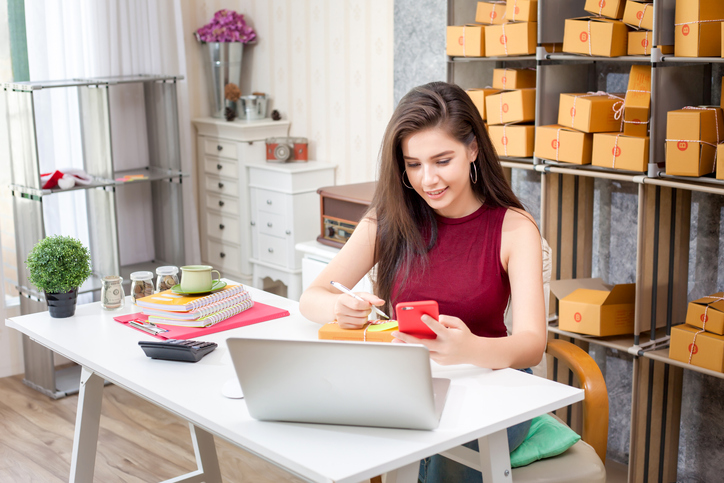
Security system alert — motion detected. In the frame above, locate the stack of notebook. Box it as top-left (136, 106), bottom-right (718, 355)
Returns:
top-left (136, 283), bottom-right (254, 328)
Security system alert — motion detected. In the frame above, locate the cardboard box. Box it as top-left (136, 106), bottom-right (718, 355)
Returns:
top-left (557, 92), bottom-right (625, 133)
top-left (492, 68), bottom-right (537, 90)
top-left (665, 107), bottom-right (723, 176)
top-left (550, 278), bottom-right (636, 337)
top-left (485, 22), bottom-right (537, 57)
top-left (584, 0), bottom-right (625, 19)
top-left (489, 124), bottom-right (535, 157)
top-left (674, 0), bottom-right (724, 57)
top-left (534, 125), bottom-right (593, 165)
top-left (563, 17), bottom-right (629, 57)
top-left (622, 1), bottom-right (653, 30)
top-left (542, 43), bottom-right (564, 53)
top-left (623, 64), bottom-right (651, 137)
top-left (506, 0), bottom-right (538, 22)
top-left (669, 324), bottom-right (724, 373)
top-left (467, 88), bottom-right (502, 121)
top-left (318, 322), bottom-right (395, 343)
top-left (592, 133), bottom-right (649, 171)
top-left (447, 25), bottom-right (485, 57)
top-left (628, 30), bottom-right (653, 55)
top-left (476, 1), bottom-right (508, 25)
top-left (486, 88), bottom-right (536, 125)
top-left (718, 144), bottom-right (724, 180)
top-left (684, 293), bottom-right (724, 335)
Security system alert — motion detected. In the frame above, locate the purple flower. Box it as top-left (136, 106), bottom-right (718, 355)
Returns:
top-left (196, 9), bottom-right (257, 43)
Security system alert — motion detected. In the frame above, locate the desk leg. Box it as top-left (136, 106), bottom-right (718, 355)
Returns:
top-left (477, 430), bottom-right (512, 483)
top-left (162, 424), bottom-right (222, 483)
top-left (384, 461), bottom-right (419, 483)
top-left (69, 367), bottom-right (104, 483)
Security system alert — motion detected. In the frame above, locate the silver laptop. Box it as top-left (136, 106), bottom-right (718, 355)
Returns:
top-left (227, 338), bottom-right (450, 430)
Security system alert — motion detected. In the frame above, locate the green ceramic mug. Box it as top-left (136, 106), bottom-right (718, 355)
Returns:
top-left (179, 265), bottom-right (221, 293)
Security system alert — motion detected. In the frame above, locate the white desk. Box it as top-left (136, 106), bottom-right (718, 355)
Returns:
top-left (6, 288), bottom-right (583, 483)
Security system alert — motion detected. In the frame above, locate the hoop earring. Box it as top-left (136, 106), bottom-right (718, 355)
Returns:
top-left (402, 170), bottom-right (413, 189)
top-left (470, 163), bottom-right (478, 184)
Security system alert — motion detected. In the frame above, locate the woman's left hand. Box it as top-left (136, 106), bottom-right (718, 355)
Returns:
top-left (391, 314), bottom-right (476, 365)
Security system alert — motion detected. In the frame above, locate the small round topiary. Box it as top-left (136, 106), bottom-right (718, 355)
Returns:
top-left (26, 235), bottom-right (93, 294)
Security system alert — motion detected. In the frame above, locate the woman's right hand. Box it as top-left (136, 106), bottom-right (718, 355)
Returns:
top-left (333, 292), bottom-right (386, 329)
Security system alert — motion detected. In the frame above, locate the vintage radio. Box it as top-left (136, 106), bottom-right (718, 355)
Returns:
top-left (317, 182), bottom-right (377, 248)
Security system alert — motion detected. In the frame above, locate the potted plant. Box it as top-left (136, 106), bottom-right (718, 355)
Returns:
top-left (25, 235), bottom-right (92, 318)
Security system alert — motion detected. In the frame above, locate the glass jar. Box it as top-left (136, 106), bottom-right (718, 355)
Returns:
top-left (101, 275), bottom-right (125, 310)
top-left (155, 266), bottom-right (180, 293)
top-left (130, 271), bottom-right (154, 304)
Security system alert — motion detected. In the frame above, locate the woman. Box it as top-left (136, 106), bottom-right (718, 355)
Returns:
top-left (299, 81), bottom-right (546, 481)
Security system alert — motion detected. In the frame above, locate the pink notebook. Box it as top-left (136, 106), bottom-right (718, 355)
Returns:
top-left (114, 302), bottom-right (290, 340)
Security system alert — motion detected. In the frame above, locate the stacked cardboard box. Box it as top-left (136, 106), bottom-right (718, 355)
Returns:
top-left (665, 106), bottom-right (723, 177)
top-left (483, 1), bottom-right (537, 57)
top-left (623, 1), bottom-right (674, 55)
top-left (591, 65), bottom-right (650, 172)
top-left (483, 68), bottom-right (536, 157)
top-left (560, 0), bottom-right (635, 57)
top-left (675, 0), bottom-right (724, 58)
top-left (535, 91), bottom-right (624, 165)
top-left (670, 293), bottom-right (724, 372)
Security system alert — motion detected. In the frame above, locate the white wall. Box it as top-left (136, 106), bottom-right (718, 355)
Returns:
top-left (181, 0), bottom-right (394, 184)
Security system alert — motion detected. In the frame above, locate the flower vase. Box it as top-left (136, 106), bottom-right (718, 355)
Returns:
top-left (200, 41), bottom-right (244, 119)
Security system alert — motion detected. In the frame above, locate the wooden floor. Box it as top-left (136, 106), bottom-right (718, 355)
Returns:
top-left (0, 373), bottom-right (309, 482)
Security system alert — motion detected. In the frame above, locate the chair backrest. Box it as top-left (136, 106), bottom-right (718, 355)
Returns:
top-left (546, 339), bottom-right (609, 463)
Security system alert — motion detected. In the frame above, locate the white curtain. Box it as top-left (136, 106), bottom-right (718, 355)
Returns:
top-left (23, 0), bottom-right (200, 269)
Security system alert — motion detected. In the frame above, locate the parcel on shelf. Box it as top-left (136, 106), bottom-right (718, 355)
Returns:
top-left (492, 68), bottom-right (536, 90)
top-left (674, 0), bottom-right (724, 57)
top-left (665, 107), bottom-right (723, 177)
top-left (534, 125), bottom-right (593, 165)
top-left (623, 64), bottom-right (651, 137)
top-left (489, 124), bottom-right (535, 158)
top-left (485, 22), bottom-right (537, 57)
top-left (467, 88), bottom-right (502, 121)
top-left (557, 93), bottom-right (625, 133)
top-left (550, 278), bottom-right (636, 337)
top-left (476, 1), bottom-right (508, 25)
top-left (562, 17), bottom-right (629, 57)
top-left (622, 1), bottom-right (654, 30)
top-left (684, 292), bottom-right (724, 335)
top-left (506, 0), bottom-right (538, 22)
top-left (592, 133), bottom-right (649, 172)
top-left (669, 324), bottom-right (724, 373)
top-left (584, 0), bottom-right (626, 19)
top-left (486, 89), bottom-right (536, 125)
top-left (447, 25), bottom-right (485, 57)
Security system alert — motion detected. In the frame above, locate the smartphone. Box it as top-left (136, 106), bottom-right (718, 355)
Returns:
top-left (396, 300), bottom-right (439, 339)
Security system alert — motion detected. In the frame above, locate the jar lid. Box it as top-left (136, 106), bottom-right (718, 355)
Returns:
top-left (155, 265), bottom-right (179, 275)
top-left (102, 275), bottom-right (123, 282)
top-left (130, 271), bottom-right (154, 281)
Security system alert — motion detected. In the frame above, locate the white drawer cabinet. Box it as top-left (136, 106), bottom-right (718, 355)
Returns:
top-left (247, 161), bottom-right (336, 301)
top-left (192, 118), bottom-right (291, 285)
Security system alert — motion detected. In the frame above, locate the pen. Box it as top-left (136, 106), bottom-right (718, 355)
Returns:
top-left (129, 320), bottom-right (168, 335)
top-left (330, 281), bottom-right (390, 320)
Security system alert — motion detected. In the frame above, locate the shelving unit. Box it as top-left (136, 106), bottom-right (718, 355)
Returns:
top-left (3, 74), bottom-right (188, 398)
top-left (448, 1), bottom-right (724, 481)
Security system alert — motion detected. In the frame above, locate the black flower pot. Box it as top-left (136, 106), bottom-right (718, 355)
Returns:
top-left (44, 288), bottom-right (78, 318)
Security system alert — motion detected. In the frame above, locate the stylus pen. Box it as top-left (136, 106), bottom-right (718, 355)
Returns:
top-left (330, 281), bottom-right (390, 320)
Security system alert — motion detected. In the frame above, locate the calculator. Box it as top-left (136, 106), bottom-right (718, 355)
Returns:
top-left (138, 339), bottom-right (218, 362)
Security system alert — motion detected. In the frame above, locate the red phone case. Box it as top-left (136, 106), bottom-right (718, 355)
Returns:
top-left (396, 300), bottom-right (439, 339)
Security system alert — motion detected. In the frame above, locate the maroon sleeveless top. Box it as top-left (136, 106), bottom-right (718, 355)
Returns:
top-left (390, 204), bottom-right (510, 338)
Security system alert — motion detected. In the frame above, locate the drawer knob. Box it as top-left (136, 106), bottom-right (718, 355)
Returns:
top-left (266, 199), bottom-right (272, 205)
top-left (286, 230), bottom-right (291, 235)
top-left (217, 145), bottom-right (223, 151)
top-left (218, 200), bottom-right (225, 207)
top-left (268, 248), bottom-right (274, 253)
top-left (219, 224), bottom-right (225, 230)
top-left (267, 222), bottom-right (273, 228)
top-left (220, 252), bottom-right (226, 258)
top-left (217, 163), bottom-right (223, 170)
top-left (250, 221), bottom-right (256, 226)
top-left (218, 182), bottom-right (224, 189)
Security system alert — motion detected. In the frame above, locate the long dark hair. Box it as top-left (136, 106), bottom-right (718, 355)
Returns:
top-left (369, 81), bottom-right (525, 314)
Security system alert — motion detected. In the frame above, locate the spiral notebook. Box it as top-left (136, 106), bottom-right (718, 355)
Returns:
top-left (135, 283), bottom-right (246, 312)
top-left (142, 291), bottom-right (253, 321)
top-left (148, 299), bottom-right (255, 327)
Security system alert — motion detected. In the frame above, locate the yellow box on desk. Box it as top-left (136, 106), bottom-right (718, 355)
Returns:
top-left (623, 64), bottom-right (651, 137)
top-left (492, 68), bottom-right (536, 90)
top-left (684, 293), bottom-right (724, 335)
top-left (674, 0), bottom-right (724, 57)
top-left (506, 0), bottom-right (538, 22)
top-left (557, 92), bottom-right (625, 133)
top-left (562, 17), bottom-right (629, 57)
top-left (484, 22), bottom-right (537, 57)
top-left (669, 324), bottom-right (724, 373)
top-left (476, 1), bottom-right (508, 25)
top-left (622, 1), bottom-right (653, 30)
top-left (534, 125), bottom-right (593, 165)
top-left (447, 25), bottom-right (485, 57)
top-left (550, 278), bottom-right (636, 337)
top-left (318, 321), bottom-right (396, 343)
top-left (489, 124), bottom-right (535, 158)
top-left (592, 133), bottom-right (649, 172)
top-left (466, 88), bottom-right (502, 121)
top-left (665, 107), bottom-right (723, 177)
top-left (584, 0), bottom-right (626, 19)
top-left (486, 89), bottom-right (536, 125)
